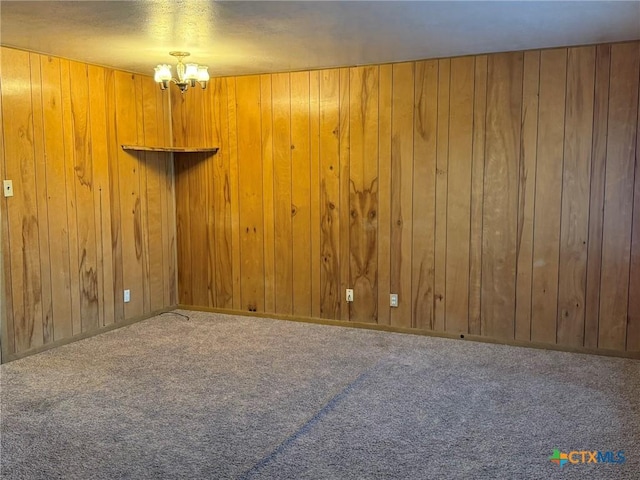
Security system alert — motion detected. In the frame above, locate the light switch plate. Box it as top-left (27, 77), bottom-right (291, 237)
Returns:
top-left (3, 180), bottom-right (13, 197)
top-left (124, 289), bottom-right (131, 303)
top-left (346, 289), bottom-right (354, 303)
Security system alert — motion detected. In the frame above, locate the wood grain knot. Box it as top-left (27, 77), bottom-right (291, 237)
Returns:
top-left (291, 205), bottom-right (298, 216)
top-left (290, 144), bottom-right (295, 150)
top-left (329, 202), bottom-right (335, 210)
top-left (435, 294), bottom-right (443, 301)
top-left (396, 219), bottom-right (402, 226)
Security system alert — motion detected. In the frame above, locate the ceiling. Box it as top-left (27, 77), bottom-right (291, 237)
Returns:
top-left (1, 1), bottom-right (639, 78)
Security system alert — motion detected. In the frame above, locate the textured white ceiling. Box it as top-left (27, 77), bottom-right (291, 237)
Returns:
top-left (1, 1), bottom-right (639, 77)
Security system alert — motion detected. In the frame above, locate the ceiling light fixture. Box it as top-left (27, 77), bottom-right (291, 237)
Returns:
top-left (154, 51), bottom-right (209, 93)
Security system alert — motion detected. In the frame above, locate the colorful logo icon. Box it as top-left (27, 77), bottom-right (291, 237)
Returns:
top-left (549, 449), bottom-right (569, 467)
top-left (549, 449), bottom-right (625, 467)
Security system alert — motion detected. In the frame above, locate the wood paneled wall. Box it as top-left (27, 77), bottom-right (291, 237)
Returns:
top-left (0, 47), bottom-right (177, 359)
top-left (173, 41), bottom-right (640, 355)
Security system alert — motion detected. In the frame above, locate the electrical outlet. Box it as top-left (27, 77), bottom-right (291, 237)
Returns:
top-left (346, 289), bottom-right (354, 303)
top-left (3, 180), bottom-right (13, 197)
top-left (124, 289), bottom-right (131, 303)
top-left (390, 294), bottom-right (399, 307)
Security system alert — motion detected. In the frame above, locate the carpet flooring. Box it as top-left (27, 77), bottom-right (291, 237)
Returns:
top-left (1, 310), bottom-right (639, 479)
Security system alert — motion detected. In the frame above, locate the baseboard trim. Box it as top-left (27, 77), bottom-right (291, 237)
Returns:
top-left (1, 306), bottom-right (178, 364)
top-left (178, 304), bottom-right (640, 360)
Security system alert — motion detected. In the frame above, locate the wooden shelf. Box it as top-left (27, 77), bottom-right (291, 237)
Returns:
top-left (121, 145), bottom-right (219, 154)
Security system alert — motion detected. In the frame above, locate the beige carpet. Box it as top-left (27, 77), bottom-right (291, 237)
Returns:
top-left (1, 310), bottom-right (638, 479)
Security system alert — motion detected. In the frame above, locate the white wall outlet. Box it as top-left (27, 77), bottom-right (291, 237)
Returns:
top-left (390, 294), bottom-right (399, 307)
top-left (346, 289), bottom-right (354, 303)
top-left (124, 289), bottom-right (131, 303)
top-left (3, 180), bottom-right (13, 197)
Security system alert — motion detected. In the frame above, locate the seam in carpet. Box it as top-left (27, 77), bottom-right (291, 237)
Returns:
top-left (238, 365), bottom-right (376, 479)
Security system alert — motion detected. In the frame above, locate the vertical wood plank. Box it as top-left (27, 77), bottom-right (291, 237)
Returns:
top-left (88, 65), bottom-right (115, 326)
top-left (0, 74), bottom-right (16, 356)
top-left (200, 85), bottom-right (216, 308)
top-left (272, 73), bottom-right (293, 314)
top-left (30, 53), bottom-right (52, 344)
top-left (60, 59), bottom-right (82, 334)
top-left (236, 75), bottom-right (265, 312)
top-left (291, 71), bottom-right (312, 317)
top-left (598, 42), bottom-right (639, 350)
top-left (183, 75), bottom-right (209, 308)
top-left (135, 77), bottom-right (152, 314)
top-left (113, 71), bottom-right (144, 317)
top-left (319, 69), bottom-right (341, 319)
top-left (445, 56), bottom-right (474, 334)
top-left (530, 48), bottom-right (567, 344)
top-left (170, 90), bottom-right (189, 283)
top-left (171, 90), bottom-right (192, 307)
top-left (164, 114), bottom-right (178, 306)
top-left (156, 85), bottom-right (171, 307)
top-left (170, 81), bottom-right (188, 146)
top-left (227, 78), bottom-right (242, 310)
top-left (212, 78), bottom-right (233, 308)
top-left (412, 60), bottom-right (438, 330)
top-left (514, 50), bottom-right (540, 342)
top-left (204, 88), bottom-right (217, 307)
top-left (628, 54), bottom-right (640, 351)
top-left (339, 67), bottom-right (351, 321)
top-left (434, 58), bottom-right (450, 332)
top-left (481, 52), bottom-right (523, 339)
top-left (40, 55), bottom-right (74, 338)
top-left (260, 74), bottom-right (276, 313)
top-left (1, 48), bottom-right (43, 352)
top-left (390, 62), bottom-right (414, 328)
top-left (310, 71), bottom-right (322, 319)
top-left (104, 68), bottom-right (124, 322)
top-left (584, 45), bottom-right (611, 348)
top-left (174, 156), bottom-right (192, 305)
top-left (348, 66), bottom-right (379, 323)
top-left (377, 64), bottom-right (392, 326)
top-left (69, 60), bottom-right (99, 332)
top-left (557, 46), bottom-right (595, 347)
top-left (468, 55), bottom-right (487, 336)
top-left (141, 77), bottom-right (165, 311)
top-left (185, 87), bottom-right (209, 307)
top-left (188, 154), bottom-right (211, 306)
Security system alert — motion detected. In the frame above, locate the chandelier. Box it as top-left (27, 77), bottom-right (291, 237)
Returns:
top-left (154, 51), bottom-right (210, 93)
